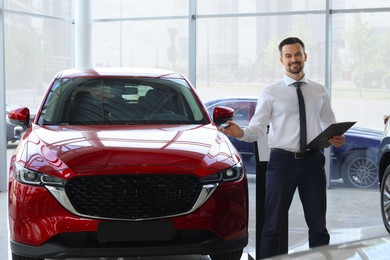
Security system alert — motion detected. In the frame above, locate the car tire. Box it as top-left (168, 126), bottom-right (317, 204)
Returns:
top-left (209, 249), bottom-right (243, 260)
top-left (381, 165), bottom-right (390, 233)
top-left (341, 150), bottom-right (378, 189)
top-left (12, 253), bottom-right (44, 260)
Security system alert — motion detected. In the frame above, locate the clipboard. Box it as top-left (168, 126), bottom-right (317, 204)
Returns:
top-left (305, 121), bottom-right (357, 149)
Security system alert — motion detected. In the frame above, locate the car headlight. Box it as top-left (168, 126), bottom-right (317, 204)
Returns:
top-left (13, 163), bottom-right (67, 186)
top-left (201, 162), bottom-right (244, 184)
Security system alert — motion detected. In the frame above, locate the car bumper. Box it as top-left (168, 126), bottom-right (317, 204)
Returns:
top-left (9, 176), bottom-right (248, 258)
top-left (11, 232), bottom-right (248, 258)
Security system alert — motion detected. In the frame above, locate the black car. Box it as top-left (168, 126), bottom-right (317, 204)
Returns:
top-left (205, 97), bottom-right (382, 189)
top-left (379, 114), bottom-right (390, 232)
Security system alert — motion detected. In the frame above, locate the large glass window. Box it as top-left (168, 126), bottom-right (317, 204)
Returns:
top-left (5, 13), bottom-right (73, 109)
top-left (332, 0), bottom-right (390, 9)
top-left (4, 0), bottom-right (390, 191)
top-left (4, 0), bottom-right (73, 18)
top-left (92, 19), bottom-right (188, 75)
top-left (331, 12), bottom-right (390, 131)
top-left (92, 0), bottom-right (188, 19)
top-left (195, 14), bottom-right (326, 102)
top-left (197, 0), bottom-right (325, 14)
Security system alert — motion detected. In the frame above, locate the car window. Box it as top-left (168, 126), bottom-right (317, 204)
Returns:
top-left (37, 78), bottom-right (208, 125)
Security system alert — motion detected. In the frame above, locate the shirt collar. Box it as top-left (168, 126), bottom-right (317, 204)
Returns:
top-left (283, 75), bottom-right (308, 86)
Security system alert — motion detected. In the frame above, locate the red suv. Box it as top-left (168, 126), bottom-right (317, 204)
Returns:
top-left (8, 68), bottom-right (248, 260)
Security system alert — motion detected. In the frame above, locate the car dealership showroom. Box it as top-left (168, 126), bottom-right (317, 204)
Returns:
top-left (1, 1), bottom-right (390, 260)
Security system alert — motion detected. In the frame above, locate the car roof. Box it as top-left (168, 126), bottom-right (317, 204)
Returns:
top-left (204, 96), bottom-right (257, 105)
top-left (54, 68), bottom-right (183, 79)
top-left (210, 96), bottom-right (257, 100)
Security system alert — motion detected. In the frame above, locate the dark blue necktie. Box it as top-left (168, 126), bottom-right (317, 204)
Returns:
top-left (293, 82), bottom-right (307, 151)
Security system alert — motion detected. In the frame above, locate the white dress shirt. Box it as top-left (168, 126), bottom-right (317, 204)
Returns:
top-left (240, 75), bottom-right (337, 152)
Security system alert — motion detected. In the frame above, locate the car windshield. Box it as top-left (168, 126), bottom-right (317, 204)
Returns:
top-left (37, 77), bottom-right (208, 125)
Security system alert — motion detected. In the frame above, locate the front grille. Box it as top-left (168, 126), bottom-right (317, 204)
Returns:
top-left (65, 174), bottom-right (203, 220)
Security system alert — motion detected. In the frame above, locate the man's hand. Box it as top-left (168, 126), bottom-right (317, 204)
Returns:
top-left (329, 135), bottom-right (345, 147)
top-left (218, 121), bottom-right (244, 138)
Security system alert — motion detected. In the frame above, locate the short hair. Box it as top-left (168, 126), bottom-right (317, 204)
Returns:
top-left (278, 37), bottom-right (305, 55)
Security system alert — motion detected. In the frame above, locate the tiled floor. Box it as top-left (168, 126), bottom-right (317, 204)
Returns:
top-left (1, 146), bottom-right (388, 260)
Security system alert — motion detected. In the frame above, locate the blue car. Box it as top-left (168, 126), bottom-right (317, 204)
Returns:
top-left (205, 97), bottom-right (382, 189)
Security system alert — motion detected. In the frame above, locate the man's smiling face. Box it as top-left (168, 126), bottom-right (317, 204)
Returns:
top-left (280, 42), bottom-right (307, 77)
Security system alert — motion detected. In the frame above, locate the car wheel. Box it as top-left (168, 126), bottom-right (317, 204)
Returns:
top-left (341, 150), bottom-right (378, 189)
top-left (381, 165), bottom-right (390, 233)
top-left (209, 249), bottom-right (243, 260)
top-left (12, 253), bottom-right (43, 260)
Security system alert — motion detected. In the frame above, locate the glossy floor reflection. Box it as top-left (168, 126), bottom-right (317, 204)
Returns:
top-left (1, 146), bottom-right (388, 259)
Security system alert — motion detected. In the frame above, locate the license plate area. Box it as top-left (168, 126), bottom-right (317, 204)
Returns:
top-left (97, 220), bottom-right (173, 242)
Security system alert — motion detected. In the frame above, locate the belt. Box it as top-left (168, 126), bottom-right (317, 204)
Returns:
top-left (271, 148), bottom-right (320, 159)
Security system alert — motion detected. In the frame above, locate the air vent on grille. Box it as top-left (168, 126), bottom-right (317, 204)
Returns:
top-left (65, 174), bottom-right (202, 220)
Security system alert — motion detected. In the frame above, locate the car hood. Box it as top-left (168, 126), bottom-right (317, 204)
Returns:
top-left (15, 124), bottom-right (237, 178)
top-left (347, 127), bottom-right (383, 140)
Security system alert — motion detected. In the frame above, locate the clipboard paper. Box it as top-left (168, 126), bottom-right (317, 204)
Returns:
top-left (305, 121), bottom-right (357, 149)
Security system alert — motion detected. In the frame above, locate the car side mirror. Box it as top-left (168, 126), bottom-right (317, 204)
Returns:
top-left (8, 107), bottom-right (31, 129)
top-left (384, 115), bottom-right (389, 125)
top-left (213, 106), bottom-right (234, 125)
